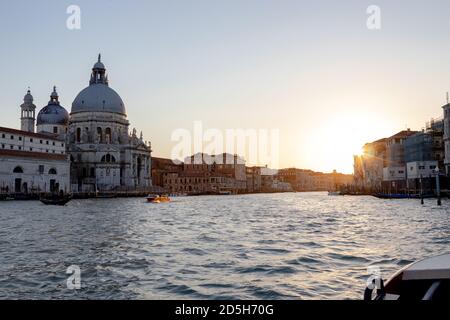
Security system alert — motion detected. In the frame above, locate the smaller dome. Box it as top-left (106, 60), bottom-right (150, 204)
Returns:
top-left (37, 87), bottom-right (69, 126)
top-left (37, 105), bottom-right (69, 125)
top-left (24, 90), bottom-right (33, 104)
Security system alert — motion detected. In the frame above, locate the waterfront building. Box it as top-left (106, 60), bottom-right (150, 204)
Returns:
top-left (402, 118), bottom-right (444, 192)
top-left (404, 118), bottom-right (444, 167)
top-left (260, 167), bottom-right (293, 192)
top-left (245, 166), bottom-right (262, 193)
top-left (184, 153), bottom-right (247, 193)
top-left (157, 153), bottom-right (247, 195)
top-left (382, 129), bottom-right (417, 192)
top-left (278, 168), bottom-right (353, 192)
top-left (353, 138), bottom-right (386, 192)
top-left (2, 55), bottom-right (153, 196)
top-left (0, 90), bottom-right (70, 195)
top-left (278, 168), bottom-right (312, 191)
top-left (151, 157), bottom-right (183, 188)
top-left (67, 55), bottom-right (152, 192)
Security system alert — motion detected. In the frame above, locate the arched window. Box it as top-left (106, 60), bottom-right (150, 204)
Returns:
top-left (13, 166), bottom-right (23, 173)
top-left (76, 128), bottom-right (81, 142)
top-left (97, 127), bottom-right (103, 143)
top-left (48, 168), bottom-right (57, 175)
top-left (105, 128), bottom-right (111, 143)
top-left (101, 154), bottom-right (116, 163)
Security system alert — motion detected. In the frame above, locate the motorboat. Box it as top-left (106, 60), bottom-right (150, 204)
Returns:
top-left (364, 254), bottom-right (450, 300)
top-left (146, 194), bottom-right (170, 203)
top-left (40, 194), bottom-right (72, 206)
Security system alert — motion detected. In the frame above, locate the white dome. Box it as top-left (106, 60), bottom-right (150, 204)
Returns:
top-left (71, 83), bottom-right (126, 115)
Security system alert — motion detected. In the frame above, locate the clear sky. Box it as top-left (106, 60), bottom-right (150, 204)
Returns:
top-left (1, 0), bottom-right (450, 173)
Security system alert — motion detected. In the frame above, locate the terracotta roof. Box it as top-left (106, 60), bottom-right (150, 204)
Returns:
top-left (0, 149), bottom-right (68, 161)
top-left (372, 138), bottom-right (387, 144)
top-left (0, 127), bottom-right (63, 141)
top-left (388, 130), bottom-right (418, 140)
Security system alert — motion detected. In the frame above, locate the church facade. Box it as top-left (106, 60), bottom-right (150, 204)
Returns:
top-left (66, 56), bottom-right (152, 192)
top-left (0, 55), bottom-right (152, 195)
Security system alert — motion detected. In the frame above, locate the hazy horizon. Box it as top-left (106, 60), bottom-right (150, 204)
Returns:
top-left (1, 0), bottom-right (450, 173)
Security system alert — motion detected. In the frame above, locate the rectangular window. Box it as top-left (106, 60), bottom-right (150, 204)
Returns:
top-left (1, 134), bottom-right (4, 138)
top-left (30, 138), bottom-right (33, 142)
top-left (10, 145), bottom-right (13, 149)
top-left (53, 127), bottom-right (58, 134)
top-left (18, 146), bottom-right (21, 150)
top-left (39, 165), bottom-right (44, 174)
top-left (10, 135), bottom-right (14, 139)
top-left (19, 137), bottom-right (22, 141)
top-left (30, 148), bottom-right (33, 151)
top-left (52, 142), bottom-right (55, 146)
top-left (40, 140), bottom-right (43, 144)
top-left (46, 141), bottom-right (49, 145)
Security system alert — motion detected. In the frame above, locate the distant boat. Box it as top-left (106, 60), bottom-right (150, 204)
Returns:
top-left (0, 194), bottom-right (14, 201)
top-left (328, 191), bottom-right (342, 196)
top-left (373, 193), bottom-right (435, 199)
top-left (40, 194), bottom-right (72, 206)
top-left (146, 194), bottom-right (170, 203)
top-left (364, 253), bottom-right (450, 300)
top-left (95, 193), bottom-right (115, 199)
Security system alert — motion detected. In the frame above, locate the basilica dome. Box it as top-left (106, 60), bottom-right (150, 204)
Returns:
top-left (71, 55), bottom-right (126, 115)
top-left (37, 87), bottom-right (69, 125)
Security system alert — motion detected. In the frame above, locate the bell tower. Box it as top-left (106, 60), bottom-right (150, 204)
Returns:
top-left (20, 88), bottom-right (36, 133)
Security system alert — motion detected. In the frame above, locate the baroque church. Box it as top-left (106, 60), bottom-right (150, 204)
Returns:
top-left (67, 55), bottom-right (152, 192)
top-left (7, 55), bottom-right (152, 194)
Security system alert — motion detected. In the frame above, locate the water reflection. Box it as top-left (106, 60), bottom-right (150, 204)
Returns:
top-left (0, 193), bottom-right (448, 299)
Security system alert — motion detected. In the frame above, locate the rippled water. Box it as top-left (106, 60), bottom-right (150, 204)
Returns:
top-left (0, 193), bottom-right (449, 299)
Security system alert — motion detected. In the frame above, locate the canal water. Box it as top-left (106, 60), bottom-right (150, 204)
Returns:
top-left (0, 193), bottom-right (449, 299)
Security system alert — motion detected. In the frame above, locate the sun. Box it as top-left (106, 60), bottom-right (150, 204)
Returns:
top-left (306, 110), bottom-right (386, 173)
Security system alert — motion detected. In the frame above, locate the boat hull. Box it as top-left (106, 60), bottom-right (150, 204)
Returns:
top-left (40, 196), bottom-right (72, 206)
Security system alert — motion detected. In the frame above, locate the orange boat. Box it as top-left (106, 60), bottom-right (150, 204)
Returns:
top-left (146, 194), bottom-right (170, 203)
